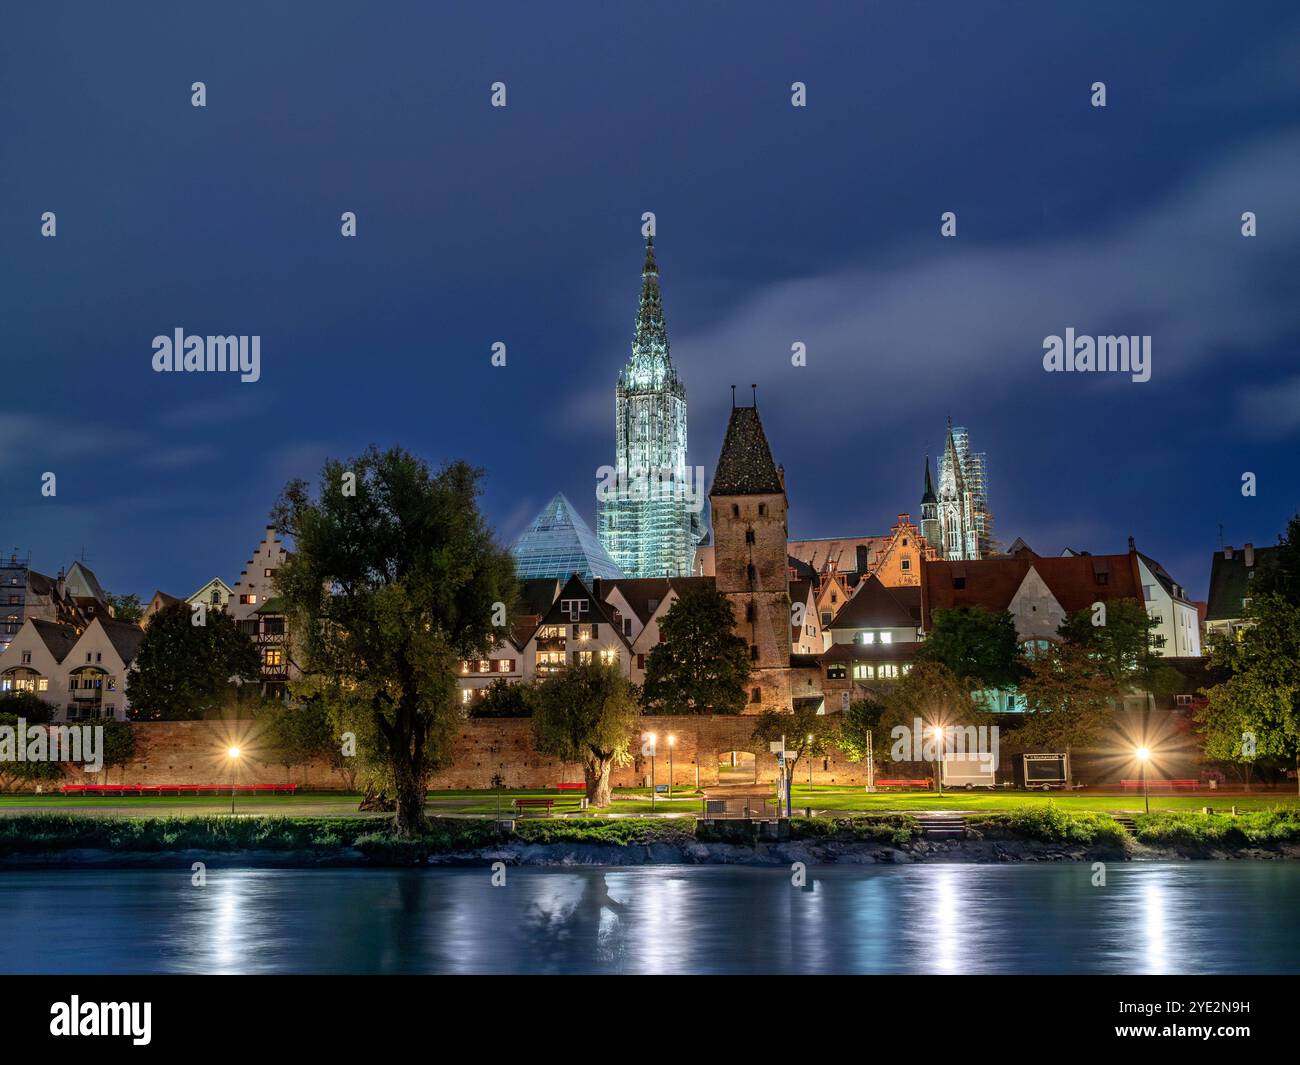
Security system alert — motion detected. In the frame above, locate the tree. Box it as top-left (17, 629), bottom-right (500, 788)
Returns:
top-left (272, 447), bottom-right (516, 835)
top-left (0, 713), bottom-right (63, 792)
top-left (99, 719), bottom-right (137, 784)
top-left (838, 695), bottom-right (885, 764)
top-left (259, 698), bottom-right (336, 783)
top-left (531, 662), bottom-right (638, 807)
top-left (1253, 513), bottom-right (1300, 602)
top-left (751, 704), bottom-right (840, 804)
top-left (641, 586), bottom-right (750, 714)
top-left (1016, 643), bottom-right (1119, 779)
top-left (1058, 598), bottom-right (1166, 688)
top-left (126, 602), bottom-right (261, 720)
top-left (1198, 591), bottom-right (1300, 793)
top-left (916, 607), bottom-right (1025, 690)
top-left (469, 677), bottom-right (536, 718)
top-left (107, 593), bottom-right (144, 623)
top-left (877, 661), bottom-right (990, 780)
top-left (0, 691), bottom-right (53, 724)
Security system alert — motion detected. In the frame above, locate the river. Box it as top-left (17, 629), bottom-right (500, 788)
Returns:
top-left (2, 862), bottom-right (1297, 974)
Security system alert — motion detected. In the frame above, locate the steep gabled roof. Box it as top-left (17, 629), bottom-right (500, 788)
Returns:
top-left (828, 575), bottom-right (920, 630)
top-left (97, 616), bottom-right (146, 665)
top-left (539, 574), bottom-right (632, 649)
top-left (30, 619), bottom-right (81, 663)
top-left (710, 405), bottom-right (783, 496)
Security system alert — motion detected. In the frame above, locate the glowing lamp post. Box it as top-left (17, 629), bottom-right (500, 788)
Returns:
top-left (807, 733), bottom-right (814, 787)
top-left (227, 746), bottom-right (242, 814)
top-left (930, 726), bottom-right (945, 796)
top-left (667, 734), bottom-right (675, 799)
top-left (1136, 745), bottom-right (1151, 814)
top-left (646, 733), bottom-right (657, 813)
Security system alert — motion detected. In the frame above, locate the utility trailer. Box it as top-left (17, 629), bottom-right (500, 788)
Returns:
top-left (941, 753), bottom-right (997, 790)
top-left (1022, 753), bottom-right (1070, 790)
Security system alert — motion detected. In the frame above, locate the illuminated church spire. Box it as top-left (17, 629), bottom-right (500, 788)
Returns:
top-left (597, 235), bottom-right (703, 577)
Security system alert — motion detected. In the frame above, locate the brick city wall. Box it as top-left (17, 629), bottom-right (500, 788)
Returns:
top-left (56, 717), bottom-right (875, 789)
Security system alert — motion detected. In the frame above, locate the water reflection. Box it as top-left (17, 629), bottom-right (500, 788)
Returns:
top-left (3, 863), bottom-right (1299, 975)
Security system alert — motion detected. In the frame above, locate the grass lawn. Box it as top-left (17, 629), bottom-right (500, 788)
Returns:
top-left (0, 785), bottom-right (1294, 818)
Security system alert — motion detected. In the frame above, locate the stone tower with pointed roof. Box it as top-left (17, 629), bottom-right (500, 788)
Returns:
top-left (709, 397), bottom-right (792, 713)
top-left (597, 236), bottom-right (703, 578)
top-left (934, 419), bottom-right (990, 560)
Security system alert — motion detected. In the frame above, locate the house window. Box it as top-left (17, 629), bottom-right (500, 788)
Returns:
top-left (96, 652), bottom-right (102, 663)
top-left (1095, 572), bottom-right (1109, 585)
top-left (37, 678), bottom-right (48, 691)
top-left (637, 654), bottom-right (646, 670)
top-left (599, 648), bottom-right (618, 666)
top-left (745, 529), bottom-right (755, 544)
top-left (21, 652), bottom-right (30, 664)
top-left (853, 664), bottom-right (873, 680)
top-left (264, 568), bottom-right (276, 578)
top-left (264, 648), bottom-right (283, 667)
top-left (1175, 694), bottom-right (1193, 706)
top-left (750, 687), bottom-right (762, 703)
top-left (820, 612), bottom-right (831, 626)
top-left (240, 594), bottom-right (257, 605)
top-left (750, 645), bottom-right (759, 661)
top-left (901, 559), bottom-right (910, 571)
top-left (902, 538), bottom-right (908, 546)
top-left (461, 688), bottom-right (472, 704)
top-left (576, 651), bottom-right (593, 665)
top-left (827, 664), bottom-right (847, 680)
top-left (952, 577), bottom-right (966, 589)
top-left (731, 505), bottom-right (740, 518)
top-left (758, 504), bottom-right (767, 517)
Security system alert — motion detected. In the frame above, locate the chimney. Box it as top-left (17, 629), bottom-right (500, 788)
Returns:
top-left (1244, 543), bottom-right (1255, 567)
top-left (1223, 545), bottom-right (1234, 560)
top-left (592, 576), bottom-right (602, 601)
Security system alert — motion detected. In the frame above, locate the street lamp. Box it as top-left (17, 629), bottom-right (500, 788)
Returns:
top-left (930, 725), bottom-right (945, 796)
top-left (646, 733), bottom-right (657, 813)
top-left (807, 733), bottom-right (814, 787)
top-left (1136, 745), bottom-right (1151, 814)
top-left (667, 734), bottom-right (675, 799)
top-left (227, 746), bottom-right (241, 814)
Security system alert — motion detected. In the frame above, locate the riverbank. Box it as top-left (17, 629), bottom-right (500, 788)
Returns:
top-left (3, 809), bottom-right (1300, 867)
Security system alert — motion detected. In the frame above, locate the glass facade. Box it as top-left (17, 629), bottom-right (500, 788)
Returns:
top-left (511, 494), bottom-right (625, 581)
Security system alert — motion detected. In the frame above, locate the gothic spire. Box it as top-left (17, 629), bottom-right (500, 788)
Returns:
top-left (921, 454), bottom-right (937, 505)
top-left (627, 232), bottom-right (671, 384)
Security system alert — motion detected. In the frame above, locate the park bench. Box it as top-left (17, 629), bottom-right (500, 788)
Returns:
top-left (875, 779), bottom-right (932, 790)
top-left (513, 797), bottom-right (556, 816)
top-left (1119, 779), bottom-right (1200, 791)
top-left (555, 782), bottom-right (585, 791)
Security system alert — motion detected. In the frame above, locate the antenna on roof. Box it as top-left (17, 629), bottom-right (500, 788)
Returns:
top-left (751, 383), bottom-right (757, 407)
top-left (730, 384), bottom-right (736, 408)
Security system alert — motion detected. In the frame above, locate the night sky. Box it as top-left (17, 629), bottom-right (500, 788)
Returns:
top-left (3, 1), bottom-right (1298, 603)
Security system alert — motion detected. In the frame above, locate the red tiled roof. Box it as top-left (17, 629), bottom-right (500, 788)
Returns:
top-left (920, 552), bottom-right (1143, 627)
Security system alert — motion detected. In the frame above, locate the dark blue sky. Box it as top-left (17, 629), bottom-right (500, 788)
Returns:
top-left (3, 1), bottom-right (1298, 602)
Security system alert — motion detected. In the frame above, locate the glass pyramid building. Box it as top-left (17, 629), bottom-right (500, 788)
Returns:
top-left (511, 493), bottom-right (626, 581)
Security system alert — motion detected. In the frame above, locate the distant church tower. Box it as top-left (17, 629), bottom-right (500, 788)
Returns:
top-left (597, 236), bottom-right (703, 576)
top-left (709, 392), bottom-right (792, 714)
top-left (920, 455), bottom-right (941, 550)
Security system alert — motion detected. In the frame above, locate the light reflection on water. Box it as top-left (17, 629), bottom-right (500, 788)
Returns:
top-left (2, 863), bottom-right (1298, 974)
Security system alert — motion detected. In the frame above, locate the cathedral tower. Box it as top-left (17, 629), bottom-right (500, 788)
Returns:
top-left (709, 393), bottom-right (792, 713)
top-left (597, 236), bottom-right (703, 576)
top-left (920, 455), bottom-right (941, 551)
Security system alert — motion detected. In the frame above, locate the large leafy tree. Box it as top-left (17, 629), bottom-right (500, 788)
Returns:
top-left (531, 661), bottom-right (638, 806)
top-left (838, 695), bottom-right (885, 764)
top-left (126, 602), bottom-right (261, 720)
top-left (916, 606), bottom-right (1025, 690)
top-left (1016, 643), bottom-right (1119, 779)
top-left (878, 661), bottom-right (990, 777)
top-left (272, 447), bottom-right (517, 835)
top-left (107, 593), bottom-right (144, 623)
top-left (751, 704), bottom-right (840, 798)
top-left (641, 586), bottom-right (750, 714)
top-left (469, 677), bottom-right (536, 718)
top-left (0, 691), bottom-right (53, 724)
top-left (1198, 516), bottom-right (1300, 792)
top-left (1057, 597), bottom-right (1172, 690)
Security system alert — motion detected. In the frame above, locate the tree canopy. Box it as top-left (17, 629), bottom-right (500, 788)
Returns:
top-left (531, 661), bottom-right (638, 806)
top-left (272, 447), bottom-right (517, 833)
top-left (916, 606), bottom-right (1025, 690)
top-left (641, 586), bottom-right (750, 714)
top-left (126, 602), bottom-right (261, 720)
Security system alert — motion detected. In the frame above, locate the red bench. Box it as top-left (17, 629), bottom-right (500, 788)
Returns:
top-left (875, 779), bottom-right (933, 790)
top-left (513, 797), bottom-right (556, 816)
top-left (555, 782), bottom-right (585, 791)
top-left (61, 783), bottom-right (299, 796)
top-left (1119, 779), bottom-right (1200, 791)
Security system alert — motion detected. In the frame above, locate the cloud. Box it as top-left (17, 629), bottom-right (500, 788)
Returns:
top-left (1237, 374), bottom-right (1300, 437)
top-left (567, 130), bottom-right (1300, 439)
